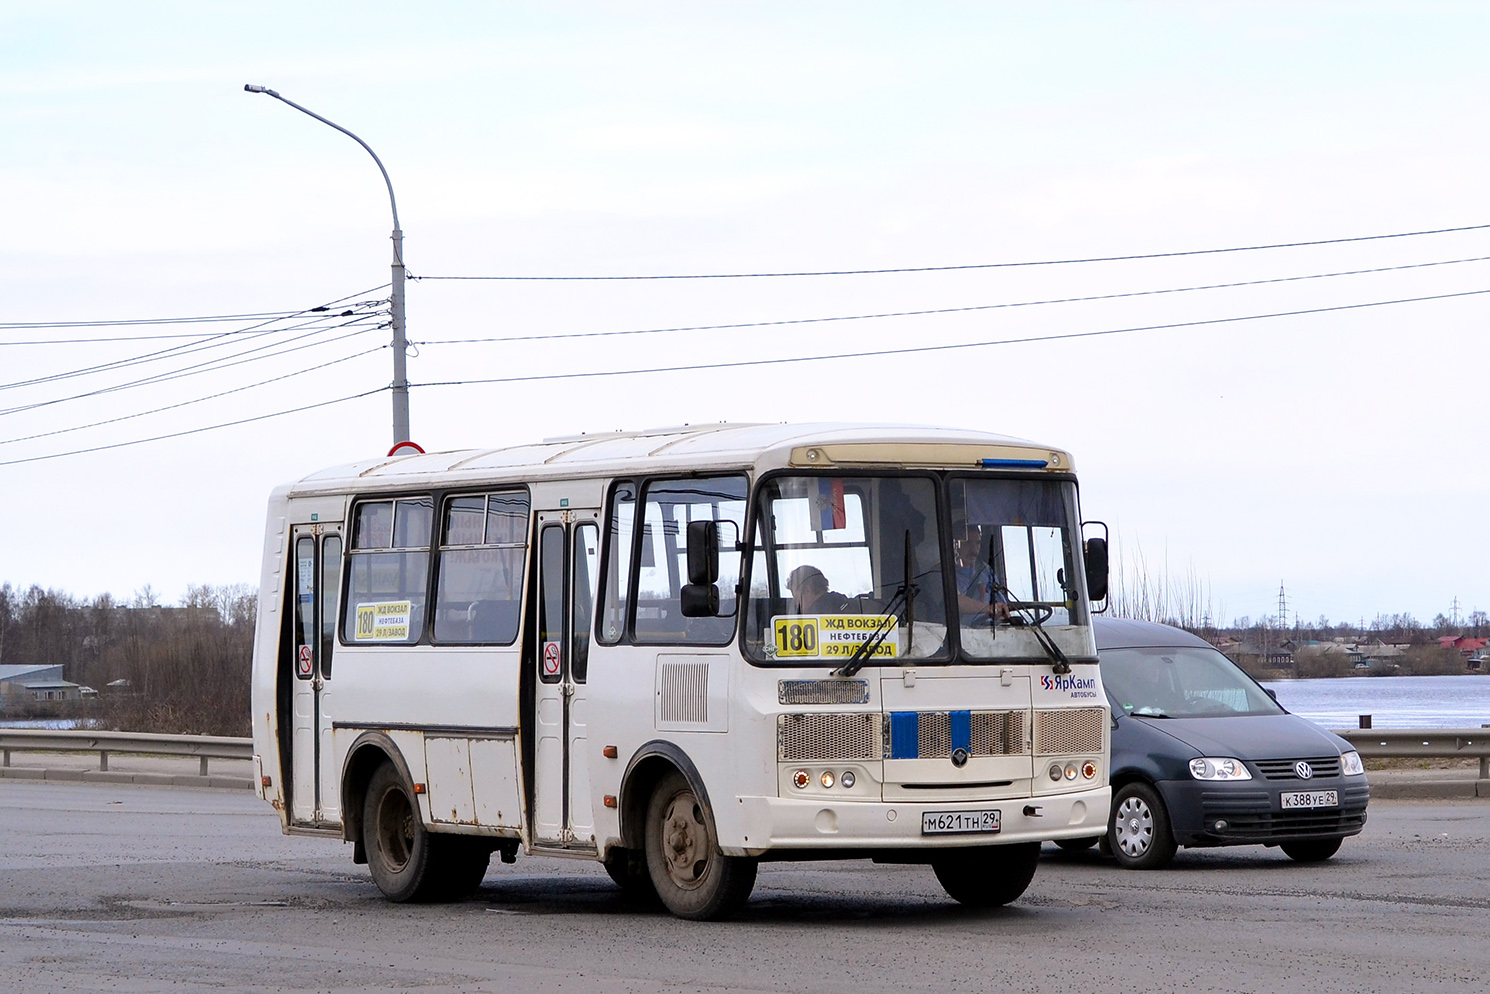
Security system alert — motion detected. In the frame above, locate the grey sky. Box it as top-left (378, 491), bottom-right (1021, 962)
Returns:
top-left (2, 2), bottom-right (1486, 626)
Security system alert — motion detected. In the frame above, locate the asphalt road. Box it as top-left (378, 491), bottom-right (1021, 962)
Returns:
top-left (1, 780), bottom-right (1486, 994)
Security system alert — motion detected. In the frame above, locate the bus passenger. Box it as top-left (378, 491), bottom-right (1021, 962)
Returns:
top-left (786, 565), bottom-right (849, 615)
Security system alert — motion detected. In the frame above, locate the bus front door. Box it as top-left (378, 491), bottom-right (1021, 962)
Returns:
top-left (288, 525), bottom-right (342, 827)
top-left (531, 512), bottom-right (600, 849)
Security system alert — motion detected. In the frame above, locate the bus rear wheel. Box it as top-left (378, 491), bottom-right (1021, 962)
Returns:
top-left (932, 843), bottom-right (1041, 908)
top-left (643, 771), bottom-right (756, 920)
top-left (363, 762), bottom-right (489, 902)
top-left (603, 847), bottom-right (659, 903)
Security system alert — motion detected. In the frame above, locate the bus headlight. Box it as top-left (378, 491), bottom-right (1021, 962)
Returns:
top-left (1189, 757), bottom-right (1252, 781)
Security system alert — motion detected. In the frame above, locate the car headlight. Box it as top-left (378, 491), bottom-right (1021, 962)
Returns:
top-left (1340, 750), bottom-right (1365, 776)
top-left (1188, 757), bottom-right (1252, 781)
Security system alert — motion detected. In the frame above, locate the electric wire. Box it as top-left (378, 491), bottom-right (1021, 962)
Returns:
top-left (0, 303), bottom-right (387, 393)
top-left (0, 387), bottom-right (390, 468)
top-left (0, 346), bottom-right (387, 448)
top-left (411, 253), bottom-right (1490, 347)
top-left (0, 316), bottom-right (383, 418)
top-left (410, 287), bottom-right (1490, 390)
top-left (411, 222), bottom-right (1490, 281)
top-left (0, 283), bottom-right (392, 337)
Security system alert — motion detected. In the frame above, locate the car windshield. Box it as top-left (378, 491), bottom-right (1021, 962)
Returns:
top-left (1101, 645), bottom-right (1285, 718)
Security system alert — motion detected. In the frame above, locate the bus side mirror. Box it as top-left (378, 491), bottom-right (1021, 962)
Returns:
top-left (680, 583), bottom-right (720, 617)
top-left (686, 520), bottom-right (719, 585)
top-left (1083, 535), bottom-right (1109, 602)
top-left (681, 520), bottom-right (721, 617)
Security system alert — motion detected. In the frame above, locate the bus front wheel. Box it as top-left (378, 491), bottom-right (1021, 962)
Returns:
top-left (932, 842), bottom-right (1040, 907)
top-left (643, 771), bottom-right (756, 920)
top-left (363, 762), bottom-right (489, 902)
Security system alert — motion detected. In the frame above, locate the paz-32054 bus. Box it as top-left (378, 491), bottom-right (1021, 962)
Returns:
top-left (250, 423), bottom-right (1112, 919)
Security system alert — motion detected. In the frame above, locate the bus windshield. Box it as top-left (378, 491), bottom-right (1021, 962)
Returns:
top-left (744, 473), bottom-right (1094, 665)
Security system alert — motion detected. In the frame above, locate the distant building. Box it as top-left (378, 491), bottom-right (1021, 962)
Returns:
top-left (0, 664), bottom-right (89, 709)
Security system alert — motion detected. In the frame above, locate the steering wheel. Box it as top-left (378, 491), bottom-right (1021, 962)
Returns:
top-left (1004, 603), bottom-right (1053, 627)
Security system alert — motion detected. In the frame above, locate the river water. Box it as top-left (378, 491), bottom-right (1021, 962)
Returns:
top-left (1264, 674), bottom-right (1490, 729)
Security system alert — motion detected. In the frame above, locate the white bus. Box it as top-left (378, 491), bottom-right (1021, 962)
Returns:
top-left (250, 423), bottom-right (1112, 919)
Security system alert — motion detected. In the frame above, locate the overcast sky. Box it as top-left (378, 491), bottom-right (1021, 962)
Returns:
top-left (2, 2), bottom-right (1486, 628)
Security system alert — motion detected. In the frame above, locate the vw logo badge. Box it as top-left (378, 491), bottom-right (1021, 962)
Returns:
top-left (951, 747), bottom-right (970, 768)
top-left (1295, 761), bottom-right (1314, 780)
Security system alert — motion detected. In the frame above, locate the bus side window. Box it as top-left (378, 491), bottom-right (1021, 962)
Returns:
top-left (433, 490), bottom-right (530, 645)
top-left (320, 535), bottom-right (341, 676)
top-left (597, 482), bottom-right (636, 645)
top-left (571, 523), bottom-right (599, 681)
top-left (629, 475), bottom-right (747, 645)
top-left (342, 497), bottom-right (432, 644)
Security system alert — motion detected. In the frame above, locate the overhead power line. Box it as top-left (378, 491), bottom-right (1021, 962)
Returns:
top-left (411, 253), bottom-right (1490, 347)
top-left (410, 286), bottom-right (1490, 390)
top-left (0, 387), bottom-right (390, 468)
top-left (0, 346), bottom-right (387, 449)
top-left (0, 316), bottom-right (383, 418)
top-left (0, 304), bottom-right (386, 393)
top-left (0, 283), bottom-right (392, 336)
top-left (411, 222), bottom-right (1490, 281)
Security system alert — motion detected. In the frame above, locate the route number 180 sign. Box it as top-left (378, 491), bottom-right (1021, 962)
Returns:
top-left (770, 614), bottom-right (899, 659)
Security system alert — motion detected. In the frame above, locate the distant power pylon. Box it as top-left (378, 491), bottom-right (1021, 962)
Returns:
top-left (1278, 582), bottom-right (1289, 631)
top-left (1451, 596), bottom-right (1462, 627)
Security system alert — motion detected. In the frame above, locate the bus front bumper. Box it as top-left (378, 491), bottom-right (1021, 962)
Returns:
top-left (724, 785), bottom-right (1110, 857)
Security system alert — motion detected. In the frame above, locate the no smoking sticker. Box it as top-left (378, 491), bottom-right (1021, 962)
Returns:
top-left (542, 641), bottom-right (561, 676)
top-left (296, 644), bottom-right (313, 677)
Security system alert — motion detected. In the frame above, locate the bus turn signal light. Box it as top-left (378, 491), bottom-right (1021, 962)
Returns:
top-left (603, 795), bottom-right (617, 808)
top-left (602, 745), bottom-right (618, 759)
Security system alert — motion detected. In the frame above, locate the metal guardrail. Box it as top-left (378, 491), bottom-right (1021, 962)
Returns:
top-left (3, 727), bottom-right (1486, 785)
top-left (1334, 727), bottom-right (1490, 780)
top-left (0, 729), bottom-right (252, 777)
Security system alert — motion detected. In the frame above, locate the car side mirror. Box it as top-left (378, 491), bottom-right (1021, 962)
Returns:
top-left (1083, 533), bottom-right (1109, 603)
top-left (1264, 687), bottom-right (1277, 701)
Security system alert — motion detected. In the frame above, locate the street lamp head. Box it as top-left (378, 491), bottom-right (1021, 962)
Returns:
top-left (243, 84), bottom-right (279, 96)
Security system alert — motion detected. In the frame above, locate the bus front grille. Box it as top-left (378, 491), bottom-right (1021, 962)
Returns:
top-left (1033, 707), bottom-right (1105, 755)
top-left (777, 713), bottom-right (881, 761)
top-left (882, 710), bottom-right (1030, 759)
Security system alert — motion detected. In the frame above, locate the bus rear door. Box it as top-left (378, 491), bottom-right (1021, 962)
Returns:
top-left (287, 524), bottom-right (342, 827)
top-left (530, 510), bottom-right (601, 849)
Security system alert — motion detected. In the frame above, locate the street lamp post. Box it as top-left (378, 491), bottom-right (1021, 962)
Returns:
top-left (244, 84), bottom-right (411, 447)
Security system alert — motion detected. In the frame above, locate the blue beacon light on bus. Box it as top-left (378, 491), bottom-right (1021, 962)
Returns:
top-left (979, 458), bottom-right (1050, 469)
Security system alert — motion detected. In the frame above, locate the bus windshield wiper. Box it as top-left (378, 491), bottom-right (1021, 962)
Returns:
top-left (835, 531), bottom-right (916, 679)
top-left (833, 583), bottom-right (911, 678)
top-left (994, 583), bottom-right (1072, 675)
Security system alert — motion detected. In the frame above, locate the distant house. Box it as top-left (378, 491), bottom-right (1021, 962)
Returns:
top-left (0, 663), bottom-right (63, 686)
top-left (1438, 636), bottom-right (1489, 656)
top-left (0, 664), bottom-right (88, 709)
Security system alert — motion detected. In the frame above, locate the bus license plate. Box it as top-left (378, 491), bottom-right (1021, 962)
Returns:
top-left (1280, 790), bottom-right (1338, 810)
top-left (921, 809), bottom-right (1001, 835)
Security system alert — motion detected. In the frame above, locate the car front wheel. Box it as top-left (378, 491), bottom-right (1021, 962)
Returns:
top-left (1108, 782), bottom-right (1178, 870)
